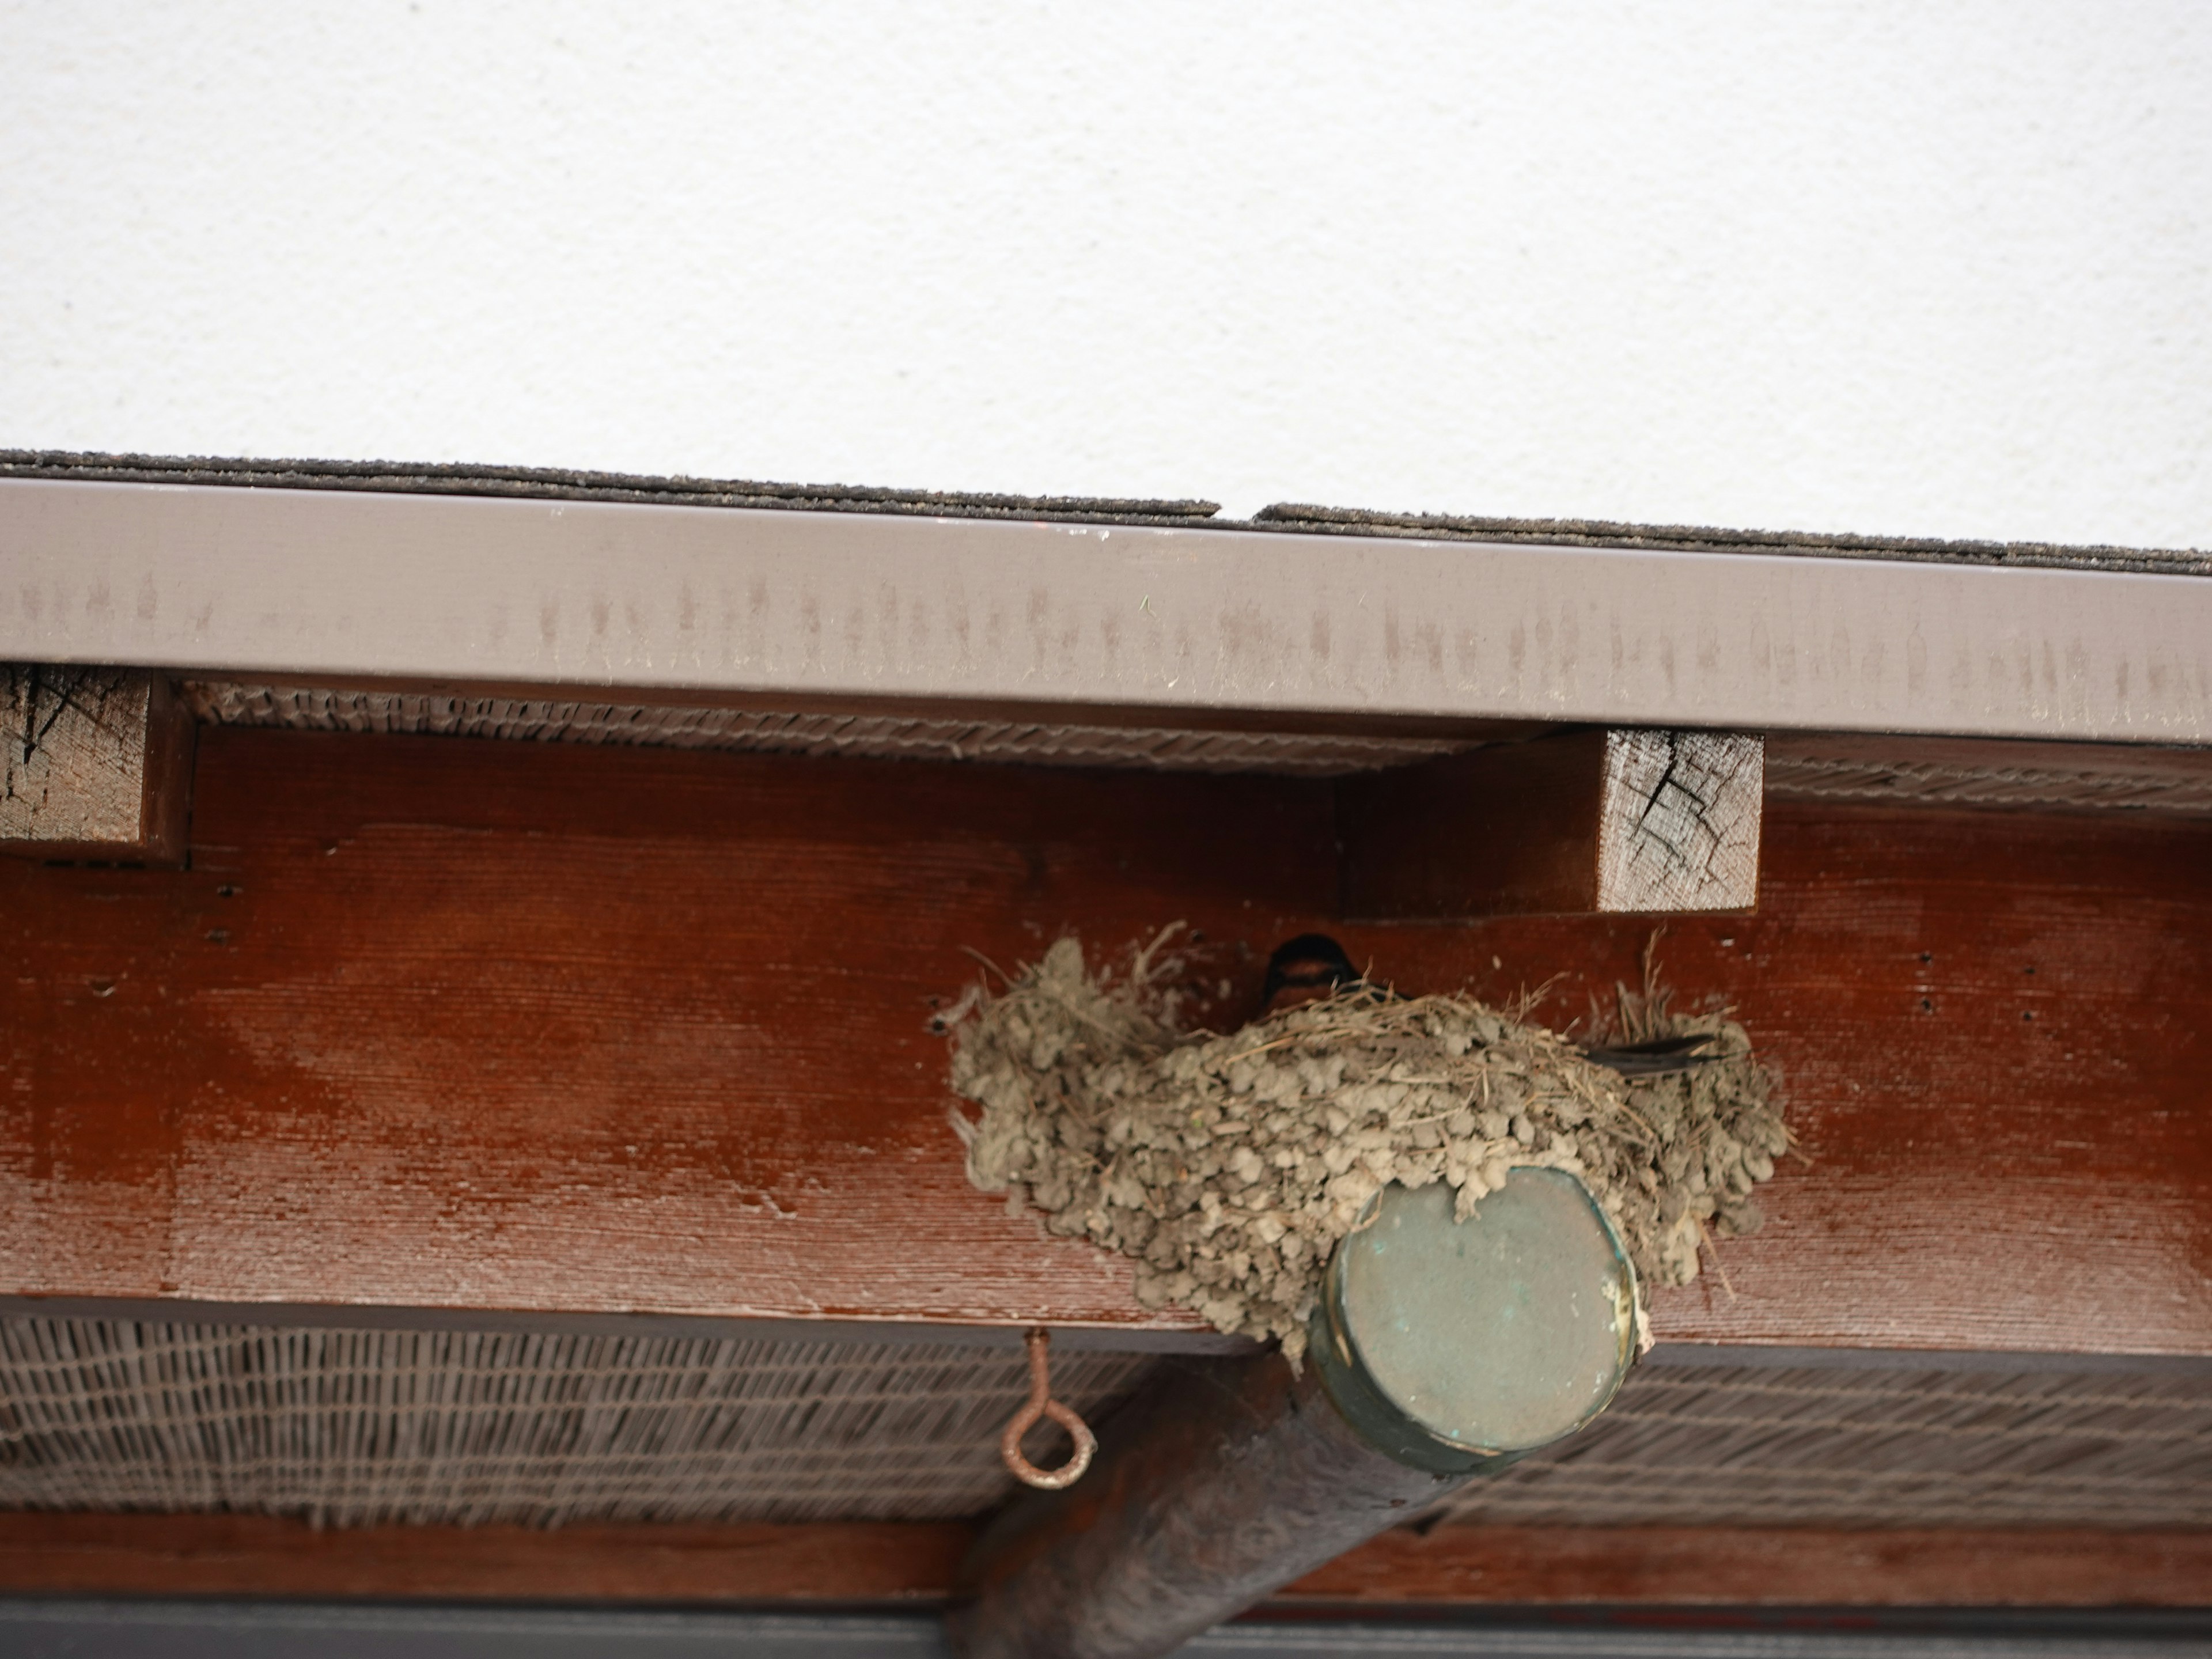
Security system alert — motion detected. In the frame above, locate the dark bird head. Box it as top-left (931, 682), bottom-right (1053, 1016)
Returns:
top-left (1261, 933), bottom-right (1368, 1016)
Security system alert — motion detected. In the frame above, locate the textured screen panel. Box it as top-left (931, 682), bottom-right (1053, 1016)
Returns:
top-left (1434, 1363), bottom-right (2212, 1529)
top-left (3, 1320), bottom-right (2206, 1531)
top-left (1765, 753), bottom-right (2212, 816)
top-left (190, 686), bottom-right (2212, 811)
top-left (183, 684), bottom-right (1469, 777)
top-left (0, 1320), bottom-right (1154, 1528)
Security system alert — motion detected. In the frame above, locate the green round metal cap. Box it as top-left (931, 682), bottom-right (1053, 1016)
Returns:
top-left (1330, 1169), bottom-right (1636, 1456)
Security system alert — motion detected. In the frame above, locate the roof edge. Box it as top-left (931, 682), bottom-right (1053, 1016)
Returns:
top-left (3, 450), bottom-right (2203, 577)
top-left (1252, 502), bottom-right (2210, 578)
top-left (0, 449), bottom-right (1221, 527)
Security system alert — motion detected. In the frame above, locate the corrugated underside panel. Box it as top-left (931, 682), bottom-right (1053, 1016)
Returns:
top-left (185, 685), bottom-right (2212, 810)
top-left (1763, 754), bottom-right (2212, 815)
top-left (0, 1321), bottom-right (1154, 1527)
top-left (181, 684), bottom-right (1469, 776)
top-left (1440, 1364), bottom-right (2212, 1529)
top-left (2, 1320), bottom-right (2207, 1530)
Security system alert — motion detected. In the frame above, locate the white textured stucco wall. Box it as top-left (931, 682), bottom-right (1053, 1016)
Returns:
top-left (2, 2), bottom-right (2206, 546)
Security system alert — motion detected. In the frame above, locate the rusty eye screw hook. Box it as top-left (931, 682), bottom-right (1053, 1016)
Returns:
top-left (999, 1327), bottom-right (1096, 1490)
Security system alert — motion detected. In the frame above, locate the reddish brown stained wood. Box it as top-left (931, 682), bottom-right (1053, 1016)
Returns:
top-left (1282, 1523), bottom-right (2212, 1608)
top-left (0, 1513), bottom-right (2204, 1608)
top-left (0, 1511), bottom-right (968, 1601)
top-left (1339, 730), bottom-right (1613, 918)
top-left (1, 725), bottom-right (2209, 1351)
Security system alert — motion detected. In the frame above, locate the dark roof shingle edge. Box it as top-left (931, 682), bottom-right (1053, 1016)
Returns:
top-left (1251, 502), bottom-right (2210, 578)
top-left (0, 450), bottom-right (1221, 526)
top-left (4, 451), bottom-right (2203, 576)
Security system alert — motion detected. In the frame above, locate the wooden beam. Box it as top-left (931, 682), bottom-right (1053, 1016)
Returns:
top-left (1, 725), bottom-right (2209, 1353)
top-left (951, 1346), bottom-right (1484, 1659)
top-left (0, 666), bottom-right (192, 863)
top-left (1280, 1524), bottom-right (2212, 1608)
top-left (1339, 729), bottom-right (1763, 918)
top-left (0, 1512), bottom-right (967, 1603)
top-left (0, 1513), bottom-right (2205, 1609)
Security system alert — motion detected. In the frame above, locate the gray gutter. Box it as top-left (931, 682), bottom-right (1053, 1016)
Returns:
top-left (2, 475), bottom-right (2207, 744)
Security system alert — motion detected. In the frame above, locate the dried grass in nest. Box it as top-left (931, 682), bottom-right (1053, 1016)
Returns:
top-left (948, 927), bottom-right (1785, 1363)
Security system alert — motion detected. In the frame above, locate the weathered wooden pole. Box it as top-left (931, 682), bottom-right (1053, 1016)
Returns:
top-left (949, 1169), bottom-right (1639, 1659)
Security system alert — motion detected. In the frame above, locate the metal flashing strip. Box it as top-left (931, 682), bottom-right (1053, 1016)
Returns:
top-left (1, 1604), bottom-right (2206, 1658)
top-left (0, 1296), bottom-right (1250, 1355)
top-left (3, 479), bottom-right (2209, 744)
top-left (6, 450), bottom-right (2201, 577)
top-left (5, 1297), bottom-right (2195, 1372)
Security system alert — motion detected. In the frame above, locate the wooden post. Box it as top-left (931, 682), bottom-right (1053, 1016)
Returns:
top-left (1339, 728), bottom-right (1762, 919)
top-left (950, 1175), bottom-right (1638, 1659)
top-left (949, 1348), bottom-right (1475, 1659)
top-left (0, 666), bottom-right (194, 863)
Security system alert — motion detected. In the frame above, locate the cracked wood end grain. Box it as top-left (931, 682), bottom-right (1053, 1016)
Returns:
top-left (1338, 726), bottom-right (1763, 918)
top-left (0, 666), bottom-right (193, 863)
top-left (1596, 730), bottom-right (1763, 912)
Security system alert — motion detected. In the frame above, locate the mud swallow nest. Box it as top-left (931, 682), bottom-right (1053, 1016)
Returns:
top-left (949, 930), bottom-right (1787, 1362)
